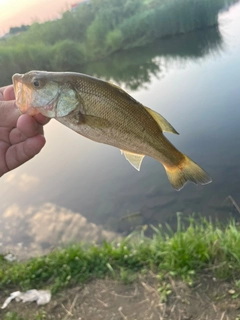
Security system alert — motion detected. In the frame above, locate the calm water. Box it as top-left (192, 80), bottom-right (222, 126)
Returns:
top-left (1, 3), bottom-right (240, 256)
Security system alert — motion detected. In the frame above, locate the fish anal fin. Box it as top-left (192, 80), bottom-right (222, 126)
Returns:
top-left (121, 150), bottom-right (145, 171)
top-left (144, 106), bottom-right (179, 135)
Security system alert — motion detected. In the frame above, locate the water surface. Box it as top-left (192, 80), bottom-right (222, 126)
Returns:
top-left (1, 3), bottom-right (240, 256)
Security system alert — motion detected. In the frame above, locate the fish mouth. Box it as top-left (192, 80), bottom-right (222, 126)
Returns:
top-left (12, 73), bottom-right (40, 116)
top-left (12, 73), bottom-right (23, 107)
top-left (12, 73), bottom-right (22, 91)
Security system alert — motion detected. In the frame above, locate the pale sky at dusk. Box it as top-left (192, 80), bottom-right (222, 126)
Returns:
top-left (0, 0), bottom-right (75, 35)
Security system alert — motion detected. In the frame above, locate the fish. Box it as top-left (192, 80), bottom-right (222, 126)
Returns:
top-left (120, 212), bottom-right (142, 222)
top-left (12, 70), bottom-right (212, 191)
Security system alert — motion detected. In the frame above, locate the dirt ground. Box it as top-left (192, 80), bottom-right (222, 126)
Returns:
top-left (1, 273), bottom-right (240, 320)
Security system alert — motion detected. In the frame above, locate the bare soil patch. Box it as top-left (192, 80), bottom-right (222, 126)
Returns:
top-left (1, 273), bottom-right (240, 319)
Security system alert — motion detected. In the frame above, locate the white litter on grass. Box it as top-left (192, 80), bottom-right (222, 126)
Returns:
top-left (4, 253), bottom-right (17, 262)
top-left (1, 289), bottom-right (51, 309)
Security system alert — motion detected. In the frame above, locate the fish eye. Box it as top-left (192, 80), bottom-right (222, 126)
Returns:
top-left (33, 80), bottom-right (40, 88)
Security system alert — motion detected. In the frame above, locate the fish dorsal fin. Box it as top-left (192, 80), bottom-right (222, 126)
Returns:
top-left (109, 82), bottom-right (137, 102)
top-left (144, 106), bottom-right (179, 135)
top-left (121, 150), bottom-right (145, 171)
top-left (109, 82), bottom-right (127, 94)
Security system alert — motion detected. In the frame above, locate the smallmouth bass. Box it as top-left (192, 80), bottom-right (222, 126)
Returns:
top-left (12, 70), bottom-right (212, 190)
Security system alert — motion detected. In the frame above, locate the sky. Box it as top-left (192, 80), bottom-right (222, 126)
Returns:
top-left (0, 0), bottom-right (75, 36)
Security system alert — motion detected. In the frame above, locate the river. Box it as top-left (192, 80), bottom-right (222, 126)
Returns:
top-left (1, 3), bottom-right (240, 257)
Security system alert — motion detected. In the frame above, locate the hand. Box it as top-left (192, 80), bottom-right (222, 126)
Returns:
top-left (0, 85), bottom-right (49, 177)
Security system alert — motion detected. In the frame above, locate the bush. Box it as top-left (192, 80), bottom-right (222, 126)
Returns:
top-left (0, 0), bottom-right (238, 83)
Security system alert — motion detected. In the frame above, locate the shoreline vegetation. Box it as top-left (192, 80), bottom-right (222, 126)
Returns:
top-left (2, 216), bottom-right (240, 319)
top-left (2, 215), bottom-right (240, 293)
top-left (0, 0), bottom-right (239, 86)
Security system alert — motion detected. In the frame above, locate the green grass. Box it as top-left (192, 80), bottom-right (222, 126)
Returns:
top-left (3, 313), bottom-right (23, 320)
top-left (1, 215), bottom-right (240, 294)
top-left (3, 311), bottom-right (47, 320)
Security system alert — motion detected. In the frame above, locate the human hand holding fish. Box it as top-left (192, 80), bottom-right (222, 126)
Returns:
top-left (0, 84), bottom-right (49, 177)
top-left (12, 70), bottom-right (212, 190)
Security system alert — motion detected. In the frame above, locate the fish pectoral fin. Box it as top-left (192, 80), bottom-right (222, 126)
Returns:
top-left (121, 150), bottom-right (145, 171)
top-left (83, 115), bottom-right (111, 128)
top-left (144, 106), bottom-right (179, 135)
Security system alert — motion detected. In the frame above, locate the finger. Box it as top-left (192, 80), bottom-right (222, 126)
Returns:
top-left (16, 114), bottom-right (44, 138)
top-left (3, 85), bottom-right (15, 101)
top-left (10, 120), bottom-right (44, 146)
top-left (0, 100), bottom-right (20, 127)
top-left (0, 143), bottom-right (9, 177)
top-left (33, 113), bottom-right (51, 126)
top-left (0, 85), bottom-right (11, 95)
top-left (6, 135), bottom-right (46, 171)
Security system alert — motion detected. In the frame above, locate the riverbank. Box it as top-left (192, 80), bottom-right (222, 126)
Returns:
top-left (0, 0), bottom-right (239, 86)
top-left (1, 216), bottom-right (240, 319)
top-left (2, 274), bottom-right (240, 319)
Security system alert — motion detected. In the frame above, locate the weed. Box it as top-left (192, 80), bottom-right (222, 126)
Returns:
top-left (1, 216), bottom-right (240, 296)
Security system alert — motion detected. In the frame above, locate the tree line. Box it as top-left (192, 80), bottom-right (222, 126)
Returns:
top-left (0, 0), bottom-right (238, 85)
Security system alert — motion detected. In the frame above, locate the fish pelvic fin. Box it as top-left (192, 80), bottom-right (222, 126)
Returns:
top-left (163, 155), bottom-right (212, 191)
top-left (144, 106), bottom-right (179, 135)
top-left (121, 150), bottom-right (145, 171)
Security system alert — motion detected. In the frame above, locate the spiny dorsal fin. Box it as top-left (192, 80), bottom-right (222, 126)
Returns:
top-left (108, 82), bottom-right (137, 103)
top-left (144, 106), bottom-right (179, 135)
top-left (120, 150), bottom-right (145, 171)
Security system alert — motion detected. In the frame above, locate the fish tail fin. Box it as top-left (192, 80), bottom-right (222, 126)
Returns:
top-left (163, 155), bottom-right (212, 191)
